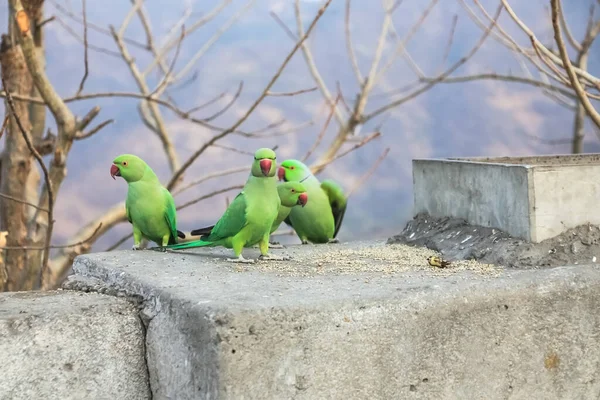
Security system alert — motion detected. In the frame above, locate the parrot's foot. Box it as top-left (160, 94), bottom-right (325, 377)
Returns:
top-left (156, 246), bottom-right (167, 252)
top-left (328, 238), bottom-right (340, 244)
top-left (258, 253), bottom-right (291, 261)
top-left (269, 241), bottom-right (285, 249)
top-left (132, 244), bottom-right (141, 251)
top-left (226, 255), bottom-right (255, 264)
top-left (301, 240), bottom-right (310, 245)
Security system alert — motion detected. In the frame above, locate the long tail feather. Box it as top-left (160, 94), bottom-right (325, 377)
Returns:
top-left (167, 239), bottom-right (213, 250)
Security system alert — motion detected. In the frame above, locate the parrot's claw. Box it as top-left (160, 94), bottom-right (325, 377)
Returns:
top-left (226, 255), bottom-right (255, 264)
top-left (328, 238), bottom-right (340, 244)
top-left (131, 244), bottom-right (141, 251)
top-left (258, 253), bottom-right (291, 262)
top-left (301, 240), bottom-right (309, 245)
top-left (269, 241), bottom-right (285, 249)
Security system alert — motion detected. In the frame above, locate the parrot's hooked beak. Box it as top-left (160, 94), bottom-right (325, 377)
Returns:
top-left (259, 159), bottom-right (272, 176)
top-left (110, 164), bottom-right (121, 180)
top-left (297, 192), bottom-right (308, 207)
top-left (277, 166), bottom-right (286, 181)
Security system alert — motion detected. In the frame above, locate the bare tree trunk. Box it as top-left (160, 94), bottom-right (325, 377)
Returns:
top-left (571, 53), bottom-right (588, 154)
top-left (23, 0), bottom-right (46, 288)
top-left (0, 32), bottom-right (34, 290)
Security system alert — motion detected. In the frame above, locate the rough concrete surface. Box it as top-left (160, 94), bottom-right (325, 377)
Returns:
top-left (70, 241), bottom-right (600, 400)
top-left (412, 154), bottom-right (600, 242)
top-left (0, 290), bottom-right (150, 400)
top-left (390, 212), bottom-right (600, 269)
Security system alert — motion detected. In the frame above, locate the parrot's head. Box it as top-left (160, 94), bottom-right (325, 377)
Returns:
top-left (277, 182), bottom-right (308, 208)
top-left (278, 159), bottom-right (310, 182)
top-left (251, 148), bottom-right (277, 177)
top-left (111, 154), bottom-right (147, 183)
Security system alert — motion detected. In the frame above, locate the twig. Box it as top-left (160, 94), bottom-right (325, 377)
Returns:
top-left (75, 0), bottom-right (88, 96)
top-left (38, 16), bottom-right (56, 28)
top-left (150, 26), bottom-right (186, 96)
top-left (105, 232), bottom-right (132, 252)
top-left (345, 0), bottom-right (363, 84)
top-left (269, 11), bottom-right (297, 41)
top-left (185, 83), bottom-right (241, 115)
top-left (2, 77), bottom-right (54, 275)
top-left (176, 185), bottom-right (243, 211)
top-left (292, 0), bottom-right (345, 126)
top-left (303, 93), bottom-right (341, 162)
top-left (366, 4), bottom-right (502, 121)
top-left (267, 87), bottom-right (317, 97)
top-left (442, 15), bottom-right (458, 66)
top-left (173, 166), bottom-right (248, 196)
top-left (235, 119), bottom-right (313, 138)
top-left (0, 192), bottom-right (49, 213)
top-left (166, 0), bottom-right (333, 191)
top-left (347, 147), bottom-right (390, 198)
top-left (312, 131), bottom-right (382, 174)
top-left (0, 115), bottom-right (8, 140)
top-left (202, 82), bottom-right (244, 122)
top-left (54, 16), bottom-right (122, 58)
top-left (75, 119), bottom-right (114, 140)
top-left (49, 0), bottom-right (148, 50)
top-left (1, 223), bottom-right (103, 250)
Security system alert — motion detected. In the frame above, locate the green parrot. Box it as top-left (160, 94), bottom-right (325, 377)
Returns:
top-left (278, 159), bottom-right (347, 244)
top-left (189, 181), bottom-right (309, 247)
top-left (110, 154), bottom-right (183, 250)
top-left (164, 148), bottom-right (286, 263)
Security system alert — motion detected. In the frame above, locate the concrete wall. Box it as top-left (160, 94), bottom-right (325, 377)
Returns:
top-left (0, 290), bottom-right (150, 400)
top-left (531, 164), bottom-right (600, 242)
top-left (412, 159), bottom-right (532, 239)
top-left (413, 155), bottom-right (600, 242)
top-left (68, 244), bottom-right (600, 400)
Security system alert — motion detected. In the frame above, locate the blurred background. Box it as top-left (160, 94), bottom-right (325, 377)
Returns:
top-left (1, 0), bottom-right (598, 254)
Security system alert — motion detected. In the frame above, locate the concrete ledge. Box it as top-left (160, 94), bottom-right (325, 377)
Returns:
top-left (412, 153), bottom-right (600, 242)
top-left (71, 241), bottom-right (600, 399)
top-left (0, 290), bottom-right (150, 400)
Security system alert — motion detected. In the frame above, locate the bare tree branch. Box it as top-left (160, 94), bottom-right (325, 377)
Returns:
top-left (75, 0), bottom-right (88, 96)
top-left (312, 131), bottom-right (382, 174)
top-left (344, 0), bottom-right (363, 84)
top-left (347, 147), bottom-right (390, 198)
top-left (366, 3), bottom-right (502, 121)
top-left (0, 192), bottom-right (49, 213)
top-left (551, 0), bottom-right (600, 128)
top-left (2, 75), bottom-right (53, 283)
top-left (166, 0), bottom-right (333, 190)
top-left (303, 93), bottom-right (341, 162)
top-left (1, 223), bottom-right (102, 250)
top-left (267, 87), bottom-right (317, 97)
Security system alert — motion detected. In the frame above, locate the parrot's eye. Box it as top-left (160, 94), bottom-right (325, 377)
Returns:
top-left (291, 189), bottom-right (296, 193)
top-left (122, 161), bottom-right (128, 166)
top-left (290, 166), bottom-right (295, 170)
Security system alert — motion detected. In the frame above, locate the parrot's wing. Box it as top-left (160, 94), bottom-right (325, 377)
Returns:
top-left (162, 188), bottom-right (179, 245)
top-left (206, 191), bottom-right (248, 241)
top-left (125, 198), bottom-right (132, 224)
top-left (321, 179), bottom-right (348, 238)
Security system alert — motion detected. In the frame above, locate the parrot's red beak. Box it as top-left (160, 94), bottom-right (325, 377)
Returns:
top-left (277, 166), bottom-right (286, 181)
top-left (110, 164), bottom-right (121, 180)
top-left (259, 159), bottom-right (272, 176)
top-left (298, 192), bottom-right (308, 207)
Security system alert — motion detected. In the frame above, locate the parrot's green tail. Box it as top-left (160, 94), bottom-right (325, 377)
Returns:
top-left (166, 239), bottom-right (214, 250)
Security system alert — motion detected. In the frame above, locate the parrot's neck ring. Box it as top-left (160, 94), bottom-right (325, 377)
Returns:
top-left (299, 175), bottom-right (310, 183)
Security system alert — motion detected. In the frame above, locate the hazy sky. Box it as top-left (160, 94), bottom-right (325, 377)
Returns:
top-left (1, 0), bottom-right (599, 250)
